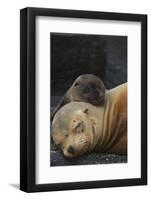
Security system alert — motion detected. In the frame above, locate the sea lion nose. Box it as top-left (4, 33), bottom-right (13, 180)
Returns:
top-left (67, 145), bottom-right (75, 154)
top-left (83, 84), bottom-right (95, 93)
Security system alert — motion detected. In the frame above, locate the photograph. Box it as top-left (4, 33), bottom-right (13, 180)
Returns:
top-left (20, 7), bottom-right (147, 192)
top-left (50, 32), bottom-right (127, 166)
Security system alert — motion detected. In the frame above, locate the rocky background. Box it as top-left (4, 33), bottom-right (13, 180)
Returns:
top-left (50, 33), bottom-right (127, 166)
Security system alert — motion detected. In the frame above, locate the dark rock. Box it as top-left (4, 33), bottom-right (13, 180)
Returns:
top-left (50, 150), bottom-right (127, 166)
top-left (50, 141), bottom-right (127, 166)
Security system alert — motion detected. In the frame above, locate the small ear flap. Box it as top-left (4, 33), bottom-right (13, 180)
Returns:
top-left (72, 119), bottom-right (84, 133)
top-left (82, 108), bottom-right (89, 114)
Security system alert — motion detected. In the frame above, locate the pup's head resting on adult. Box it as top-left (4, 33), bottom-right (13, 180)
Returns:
top-left (70, 74), bottom-right (105, 106)
top-left (51, 74), bottom-right (106, 121)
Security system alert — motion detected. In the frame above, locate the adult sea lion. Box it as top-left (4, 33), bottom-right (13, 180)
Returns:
top-left (52, 83), bottom-right (127, 158)
top-left (51, 74), bottom-right (106, 120)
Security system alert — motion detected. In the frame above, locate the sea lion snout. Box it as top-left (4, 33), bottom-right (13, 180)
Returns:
top-left (87, 91), bottom-right (105, 105)
top-left (72, 74), bottom-right (106, 105)
top-left (83, 84), bottom-right (100, 98)
top-left (82, 83), bottom-right (97, 93)
top-left (67, 145), bottom-right (75, 154)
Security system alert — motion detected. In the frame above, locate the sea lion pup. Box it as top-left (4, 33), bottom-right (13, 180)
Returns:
top-left (52, 83), bottom-right (127, 158)
top-left (51, 74), bottom-right (106, 121)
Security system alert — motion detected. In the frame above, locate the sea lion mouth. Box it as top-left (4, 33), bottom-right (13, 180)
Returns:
top-left (91, 100), bottom-right (101, 105)
top-left (62, 141), bottom-right (90, 158)
top-left (89, 98), bottom-right (104, 106)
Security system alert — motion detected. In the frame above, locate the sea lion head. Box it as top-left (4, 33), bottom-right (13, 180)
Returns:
top-left (52, 102), bottom-right (96, 158)
top-left (71, 74), bottom-right (105, 106)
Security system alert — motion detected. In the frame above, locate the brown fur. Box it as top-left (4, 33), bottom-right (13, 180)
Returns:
top-left (52, 83), bottom-right (127, 158)
top-left (51, 74), bottom-right (106, 121)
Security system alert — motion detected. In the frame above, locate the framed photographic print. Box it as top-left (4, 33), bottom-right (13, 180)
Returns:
top-left (20, 7), bottom-right (147, 192)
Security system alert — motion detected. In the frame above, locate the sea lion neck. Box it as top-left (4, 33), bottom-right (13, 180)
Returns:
top-left (94, 83), bottom-right (127, 153)
top-left (93, 89), bottom-right (115, 152)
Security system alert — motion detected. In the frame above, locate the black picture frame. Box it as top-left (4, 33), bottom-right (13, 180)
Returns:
top-left (20, 7), bottom-right (147, 192)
